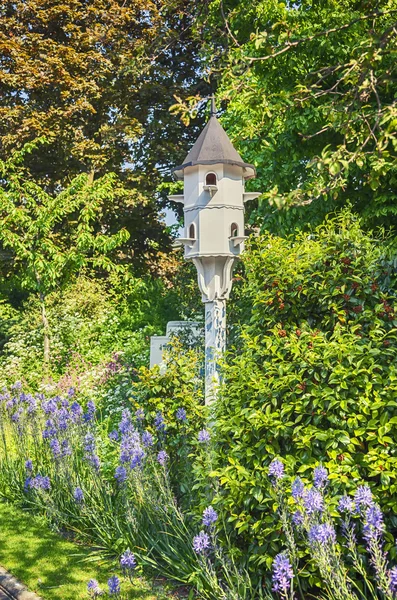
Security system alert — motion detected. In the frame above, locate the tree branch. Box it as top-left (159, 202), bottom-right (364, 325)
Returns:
top-left (246, 10), bottom-right (397, 63)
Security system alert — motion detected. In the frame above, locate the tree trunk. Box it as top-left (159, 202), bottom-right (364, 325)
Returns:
top-left (39, 293), bottom-right (50, 366)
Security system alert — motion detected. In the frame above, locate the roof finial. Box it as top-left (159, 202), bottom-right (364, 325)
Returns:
top-left (210, 94), bottom-right (216, 117)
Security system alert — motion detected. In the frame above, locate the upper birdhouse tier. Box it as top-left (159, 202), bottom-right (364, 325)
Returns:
top-left (173, 110), bottom-right (256, 181)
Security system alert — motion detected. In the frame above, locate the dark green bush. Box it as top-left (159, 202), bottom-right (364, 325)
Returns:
top-left (214, 211), bottom-right (397, 570)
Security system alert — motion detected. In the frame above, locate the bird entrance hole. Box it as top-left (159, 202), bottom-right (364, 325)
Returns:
top-left (189, 223), bottom-right (196, 239)
top-left (231, 223), bottom-right (239, 238)
top-left (205, 172), bottom-right (217, 186)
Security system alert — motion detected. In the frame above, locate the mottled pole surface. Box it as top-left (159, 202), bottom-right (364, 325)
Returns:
top-left (204, 299), bottom-right (226, 405)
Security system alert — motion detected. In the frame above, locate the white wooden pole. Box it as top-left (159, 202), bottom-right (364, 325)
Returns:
top-left (204, 298), bottom-right (226, 405)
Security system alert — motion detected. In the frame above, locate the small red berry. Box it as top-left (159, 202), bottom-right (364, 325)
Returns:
top-left (278, 330), bottom-right (287, 337)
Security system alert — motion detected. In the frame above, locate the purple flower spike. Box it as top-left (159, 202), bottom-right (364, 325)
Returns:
top-left (142, 431), bottom-right (154, 447)
top-left (303, 488), bottom-right (324, 515)
top-left (154, 411), bottom-right (166, 432)
top-left (269, 459), bottom-right (284, 482)
top-left (308, 523), bottom-right (336, 546)
top-left (389, 566), bottom-right (397, 594)
top-left (107, 575), bottom-right (121, 595)
top-left (135, 408), bottom-right (145, 422)
top-left (202, 506), bottom-right (218, 527)
top-left (74, 487), bottom-right (84, 503)
top-left (355, 485), bottom-right (374, 512)
top-left (109, 430), bottom-right (119, 442)
top-left (193, 530), bottom-right (211, 554)
top-left (292, 510), bottom-right (304, 526)
top-left (313, 465), bottom-right (328, 489)
top-left (120, 550), bottom-right (136, 573)
top-left (115, 466), bottom-right (127, 484)
top-left (272, 553), bottom-right (294, 594)
top-left (198, 429), bottom-right (211, 443)
top-left (338, 495), bottom-right (354, 514)
top-left (363, 504), bottom-right (384, 541)
top-left (87, 578), bottom-right (102, 597)
top-left (25, 460), bottom-right (33, 472)
top-left (176, 407), bottom-right (187, 422)
top-left (157, 450), bottom-right (169, 466)
top-left (291, 477), bottom-right (304, 500)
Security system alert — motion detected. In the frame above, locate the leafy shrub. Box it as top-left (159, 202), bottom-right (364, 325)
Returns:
top-left (131, 342), bottom-right (206, 506)
top-left (0, 277), bottom-right (157, 388)
top-left (214, 211), bottom-right (397, 571)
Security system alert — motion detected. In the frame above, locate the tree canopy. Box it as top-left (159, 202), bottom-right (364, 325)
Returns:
top-left (192, 0), bottom-right (397, 234)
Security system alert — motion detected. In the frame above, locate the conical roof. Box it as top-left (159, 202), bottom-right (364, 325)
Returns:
top-left (173, 114), bottom-right (256, 180)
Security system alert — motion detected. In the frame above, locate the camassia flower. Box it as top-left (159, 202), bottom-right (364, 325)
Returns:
top-left (269, 459), bottom-right (285, 482)
top-left (202, 506), bottom-right (218, 527)
top-left (272, 553), bottom-right (294, 594)
top-left (107, 575), bottom-right (121, 595)
top-left (193, 530), bottom-right (211, 553)
top-left (120, 550), bottom-right (136, 574)
top-left (87, 578), bottom-right (103, 598)
top-left (198, 429), bottom-right (211, 443)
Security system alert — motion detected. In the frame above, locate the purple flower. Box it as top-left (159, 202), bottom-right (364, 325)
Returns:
top-left (70, 401), bottom-right (83, 422)
top-left (355, 485), bottom-right (374, 512)
top-left (57, 407), bottom-right (70, 431)
top-left (115, 466), bottom-right (127, 484)
top-left (24, 476), bottom-right (32, 492)
top-left (84, 433), bottom-right (96, 454)
top-left (107, 575), bottom-right (120, 595)
top-left (135, 408), bottom-right (145, 422)
top-left (363, 504), bottom-right (384, 541)
top-left (42, 419), bottom-right (57, 439)
top-left (154, 411), bottom-right (165, 432)
top-left (74, 487), bottom-right (84, 503)
top-left (389, 566), bottom-right (397, 593)
top-left (193, 530), bottom-right (211, 554)
top-left (176, 407), bottom-right (187, 422)
top-left (272, 553), bottom-right (293, 594)
top-left (157, 450), bottom-right (168, 466)
top-left (89, 455), bottom-right (100, 471)
top-left (291, 477), bottom-right (305, 500)
top-left (25, 460), bottom-right (33, 472)
top-left (42, 398), bottom-right (58, 414)
top-left (142, 431), bottom-right (154, 447)
top-left (308, 523), bottom-right (336, 546)
top-left (198, 429), bottom-right (211, 443)
top-left (67, 387), bottom-right (75, 398)
top-left (31, 474), bottom-right (51, 491)
top-left (292, 510), bottom-right (304, 526)
top-left (120, 550), bottom-right (136, 573)
top-left (49, 438), bottom-right (61, 459)
top-left (269, 459), bottom-right (284, 481)
top-left (109, 430), bottom-right (119, 442)
top-left (83, 400), bottom-right (96, 422)
top-left (303, 488), bottom-right (324, 515)
top-left (119, 410), bottom-right (133, 435)
top-left (202, 506), bottom-right (218, 527)
top-left (338, 495), bottom-right (354, 514)
top-left (61, 439), bottom-right (72, 457)
top-left (87, 579), bottom-right (102, 597)
top-left (313, 465), bottom-right (328, 489)
top-left (11, 408), bottom-right (22, 423)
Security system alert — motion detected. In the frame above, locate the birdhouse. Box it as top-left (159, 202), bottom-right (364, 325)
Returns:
top-left (170, 98), bottom-right (261, 302)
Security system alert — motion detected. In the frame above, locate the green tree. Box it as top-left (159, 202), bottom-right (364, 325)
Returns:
top-left (197, 0), bottom-right (397, 234)
top-left (0, 0), bottom-right (210, 272)
top-left (0, 142), bottom-right (129, 365)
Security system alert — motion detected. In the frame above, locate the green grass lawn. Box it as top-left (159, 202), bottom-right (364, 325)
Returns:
top-left (0, 501), bottom-right (171, 599)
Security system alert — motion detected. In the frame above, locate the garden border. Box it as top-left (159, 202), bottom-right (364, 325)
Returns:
top-left (0, 567), bottom-right (42, 600)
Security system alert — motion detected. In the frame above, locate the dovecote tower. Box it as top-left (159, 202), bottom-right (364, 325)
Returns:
top-left (169, 98), bottom-right (261, 404)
